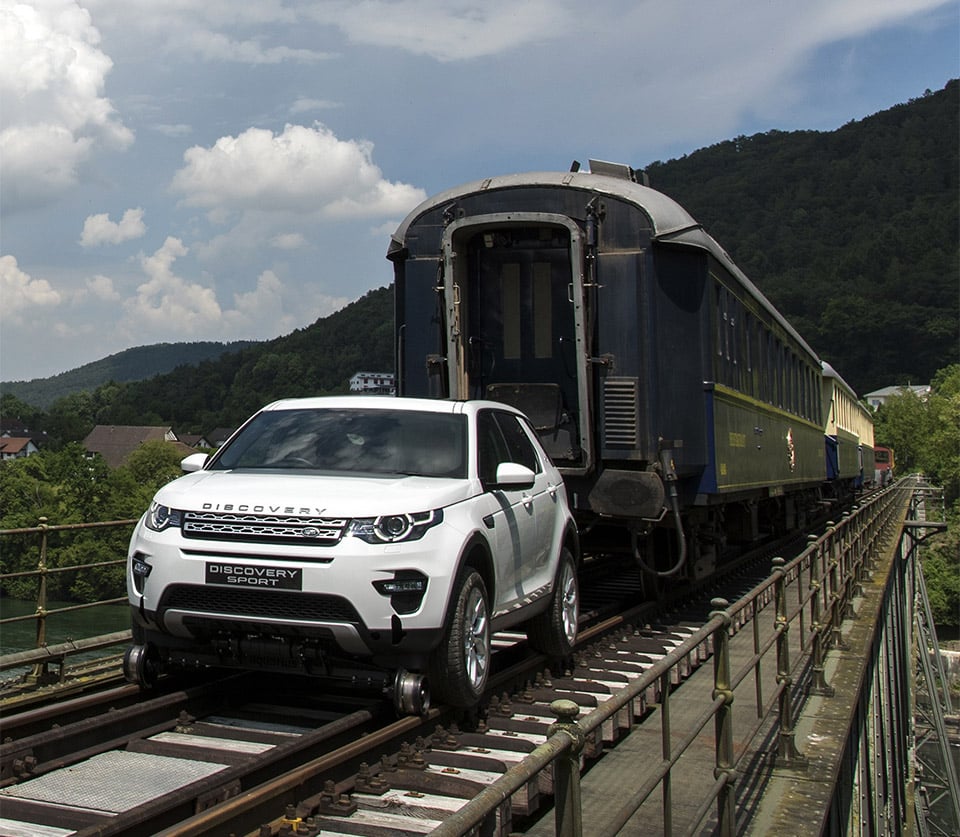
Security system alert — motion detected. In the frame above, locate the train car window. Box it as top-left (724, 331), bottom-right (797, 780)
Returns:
top-left (766, 331), bottom-right (775, 405)
top-left (533, 262), bottom-right (553, 359)
top-left (777, 340), bottom-right (785, 409)
top-left (791, 354), bottom-right (798, 414)
top-left (730, 294), bottom-right (745, 392)
top-left (502, 263), bottom-right (521, 359)
top-left (724, 292), bottom-right (732, 367)
top-left (714, 282), bottom-right (724, 363)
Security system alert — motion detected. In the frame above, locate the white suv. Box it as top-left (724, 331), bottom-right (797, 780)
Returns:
top-left (125, 396), bottom-right (580, 711)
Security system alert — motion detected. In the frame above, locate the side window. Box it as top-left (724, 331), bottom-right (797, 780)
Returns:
top-left (494, 412), bottom-right (541, 473)
top-left (477, 411), bottom-right (509, 484)
top-left (477, 410), bottom-right (541, 484)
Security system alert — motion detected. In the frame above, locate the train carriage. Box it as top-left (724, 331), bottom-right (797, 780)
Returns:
top-left (822, 362), bottom-right (875, 491)
top-left (874, 445), bottom-right (895, 486)
top-left (389, 162), bottom-right (832, 579)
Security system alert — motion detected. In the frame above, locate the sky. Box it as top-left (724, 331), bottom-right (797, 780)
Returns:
top-left (1, 0), bottom-right (957, 383)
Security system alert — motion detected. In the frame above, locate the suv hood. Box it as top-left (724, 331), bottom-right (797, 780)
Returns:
top-left (152, 469), bottom-right (479, 516)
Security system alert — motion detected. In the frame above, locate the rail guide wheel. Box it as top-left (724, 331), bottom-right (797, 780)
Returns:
top-left (123, 643), bottom-right (160, 689)
top-left (392, 669), bottom-right (430, 715)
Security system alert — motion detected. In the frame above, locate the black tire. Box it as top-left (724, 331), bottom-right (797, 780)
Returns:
top-left (526, 547), bottom-right (579, 657)
top-left (429, 568), bottom-right (491, 708)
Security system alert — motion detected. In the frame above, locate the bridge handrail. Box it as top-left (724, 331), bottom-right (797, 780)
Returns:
top-left (430, 480), bottom-right (916, 837)
top-left (0, 517), bottom-right (137, 682)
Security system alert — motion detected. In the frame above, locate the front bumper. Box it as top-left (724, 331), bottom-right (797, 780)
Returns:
top-left (126, 518), bottom-right (470, 664)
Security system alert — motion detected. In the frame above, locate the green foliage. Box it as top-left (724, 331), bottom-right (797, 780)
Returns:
top-left (873, 364), bottom-right (960, 504)
top-left (2, 341), bottom-right (261, 409)
top-left (922, 500), bottom-right (960, 628)
top-left (873, 363), bottom-right (960, 631)
top-left (0, 443), bottom-right (191, 603)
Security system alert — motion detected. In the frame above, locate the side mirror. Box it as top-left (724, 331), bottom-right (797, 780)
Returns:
top-left (493, 462), bottom-right (536, 490)
top-left (181, 452), bottom-right (209, 472)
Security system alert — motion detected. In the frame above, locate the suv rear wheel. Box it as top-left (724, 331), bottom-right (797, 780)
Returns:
top-left (526, 547), bottom-right (579, 657)
top-left (429, 568), bottom-right (490, 708)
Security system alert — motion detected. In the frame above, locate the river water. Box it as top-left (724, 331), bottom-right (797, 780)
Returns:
top-left (0, 597), bottom-right (129, 656)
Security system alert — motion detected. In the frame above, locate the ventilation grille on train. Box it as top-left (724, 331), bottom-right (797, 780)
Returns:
top-left (603, 377), bottom-right (640, 447)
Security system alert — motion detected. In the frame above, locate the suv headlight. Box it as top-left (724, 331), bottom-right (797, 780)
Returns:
top-left (347, 510), bottom-right (442, 544)
top-left (145, 502), bottom-right (183, 531)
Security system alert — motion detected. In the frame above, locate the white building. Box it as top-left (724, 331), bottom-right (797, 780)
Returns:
top-left (349, 372), bottom-right (396, 395)
top-left (863, 383), bottom-right (930, 411)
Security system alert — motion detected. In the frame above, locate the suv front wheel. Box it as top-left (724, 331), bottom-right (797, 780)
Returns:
top-left (429, 568), bottom-right (490, 708)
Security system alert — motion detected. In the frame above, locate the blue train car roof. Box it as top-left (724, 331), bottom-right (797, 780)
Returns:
top-left (389, 170), bottom-right (820, 363)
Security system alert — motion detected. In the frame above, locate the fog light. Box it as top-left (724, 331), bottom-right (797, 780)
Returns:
top-left (375, 578), bottom-right (426, 594)
top-left (373, 571), bottom-right (428, 615)
top-left (131, 553), bottom-right (152, 595)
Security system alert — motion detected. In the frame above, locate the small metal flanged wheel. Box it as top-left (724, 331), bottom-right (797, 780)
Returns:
top-left (393, 669), bottom-right (430, 715)
top-left (123, 643), bottom-right (160, 688)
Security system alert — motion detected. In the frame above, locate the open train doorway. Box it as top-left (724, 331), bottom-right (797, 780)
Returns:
top-left (441, 217), bottom-right (592, 469)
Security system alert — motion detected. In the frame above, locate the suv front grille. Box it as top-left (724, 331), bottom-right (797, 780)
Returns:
top-left (159, 583), bottom-right (361, 624)
top-left (182, 511), bottom-right (347, 546)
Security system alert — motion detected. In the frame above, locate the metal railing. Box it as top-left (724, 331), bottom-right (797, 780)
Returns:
top-left (0, 517), bottom-right (136, 683)
top-left (430, 481), bottom-right (915, 836)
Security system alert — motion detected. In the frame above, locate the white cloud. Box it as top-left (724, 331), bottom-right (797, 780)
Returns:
top-left (153, 123), bottom-right (193, 138)
top-left (0, 255), bottom-right (62, 318)
top-left (123, 237), bottom-right (222, 333)
top-left (269, 233), bottom-right (307, 250)
top-left (86, 274), bottom-right (121, 301)
top-left (309, 0), bottom-right (574, 62)
top-left (80, 207), bottom-right (146, 246)
top-left (119, 237), bottom-right (345, 341)
top-left (290, 97), bottom-right (340, 115)
top-left (181, 29), bottom-right (332, 64)
top-left (0, 0), bottom-right (133, 212)
top-left (170, 123), bottom-right (427, 219)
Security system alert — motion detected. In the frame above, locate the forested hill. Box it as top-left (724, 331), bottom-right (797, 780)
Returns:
top-left (74, 286), bottom-right (395, 432)
top-left (3, 341), bottom-right (260, 409)
top-left (645, 80), bottom-right (957, 394)
top-left (3, 81), bottom-right (956, 441)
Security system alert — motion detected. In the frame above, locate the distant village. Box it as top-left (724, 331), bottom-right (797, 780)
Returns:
top-left (1, 374), bottom-right (929, 468)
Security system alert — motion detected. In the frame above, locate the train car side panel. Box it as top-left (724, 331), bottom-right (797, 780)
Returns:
top-left (709, 387), bottom-right (824, 494)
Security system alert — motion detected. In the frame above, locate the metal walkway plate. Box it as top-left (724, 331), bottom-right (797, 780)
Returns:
top-left (0, 750), bottom-right (229, 814)
top-left (0, 818), bottom-right (74, 837)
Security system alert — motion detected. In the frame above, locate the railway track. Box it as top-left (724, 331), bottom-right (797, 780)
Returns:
top-left (0, 529), bottom-right (818, 837)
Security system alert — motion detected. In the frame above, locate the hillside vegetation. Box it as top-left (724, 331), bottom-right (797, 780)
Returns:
top-left (647, 81), bottom-right (957, 394)
top-left (3, 341), bottom-right (259, 409)
top-left (2, 81), bottom-right (956, 442)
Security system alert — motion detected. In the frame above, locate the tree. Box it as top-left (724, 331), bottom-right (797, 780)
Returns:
top-left (922, 505), bottom-right (960, 628)
top-left (871, 389), bottom-right (931, 476)
top-left (872, 364), bottom-right (960, 631)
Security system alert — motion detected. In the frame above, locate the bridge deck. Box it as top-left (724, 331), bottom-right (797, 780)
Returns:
top-left (525, 527), bottom-right (905, 836)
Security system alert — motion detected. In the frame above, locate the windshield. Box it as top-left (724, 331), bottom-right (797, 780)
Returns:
top-left (209, 408), bottom-right (468, 478)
